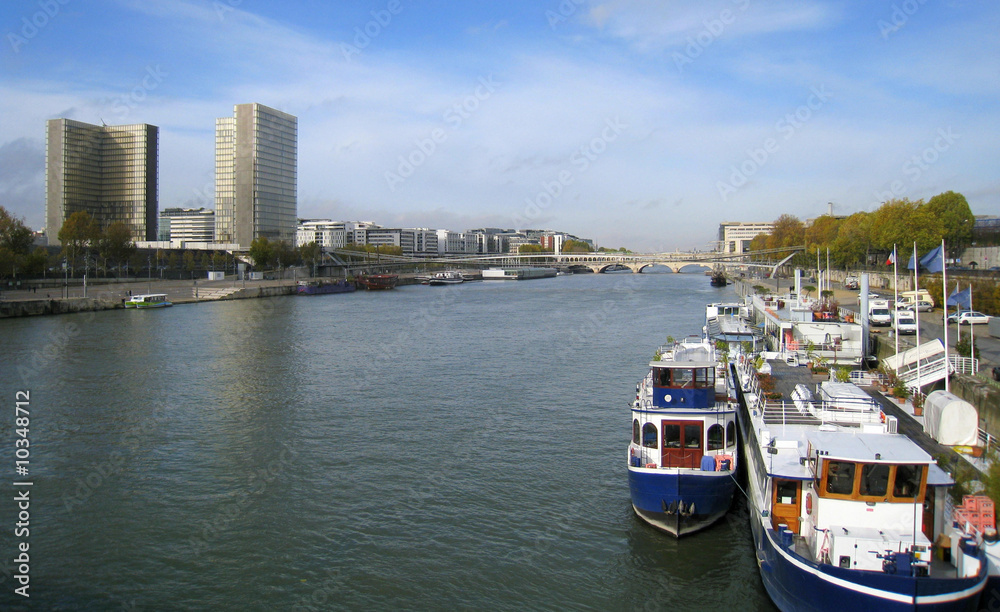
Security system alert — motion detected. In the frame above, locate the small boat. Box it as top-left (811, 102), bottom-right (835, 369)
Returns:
top-left (628, 335), bottom-right (740, 537)
top-left (125, 293), bottom-right (172, 309)
top-left (482, 267), bottom-right (557, 280)
top-left (710, 269), bottom-right (728, 287)
top-left (426, 271), bottom-right (464, 286)
top-left (355, 274), bottom-right (398, 290)
top-left (296, 279), bottom-right (356, 295)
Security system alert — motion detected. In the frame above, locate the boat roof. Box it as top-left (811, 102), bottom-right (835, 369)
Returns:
top-left (807, 431), bottom-right (932, 464)
top-left (131, 293), bottom-right (167, 299)
top-left (649, 342), bottom-right (716, 368)
top-left (706, 314), bottom-right (762, 342)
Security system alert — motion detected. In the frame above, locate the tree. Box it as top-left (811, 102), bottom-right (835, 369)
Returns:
top-left (248, 236), bottom-right (275, 269)
top-left (767, 214), bottom-right (805, 253)
top-left (0, 206), bottom-right (34, 279)
top-left (924, 191), bottom-right (974, 256)
top-left (805, 215), bottom-right (841, 256)
top-left (0, 206), bottom-right (33, 254)
top-left (275, 240), bottom-right (298, 269)
top-left (300, 241), bottom-right (322, 273)
top-left (98, 222), bottom-right (136, 276)
top-left (561, 239), bottom-right (590, 253)
top-left (182, 251), bottom-right (196, 275)
top-left (831, 212), bottom-right (872, 269)
top-left (58, 211), bottom-right (98, 277)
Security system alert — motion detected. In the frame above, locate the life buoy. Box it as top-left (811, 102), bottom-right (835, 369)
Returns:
top-left (879, 411), bottom-right (885, 423)
top-left (806, 492), bottom-right (813, 515)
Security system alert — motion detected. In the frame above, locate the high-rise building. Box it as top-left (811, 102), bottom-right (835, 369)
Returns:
top-left (45, 119), bottom-right (158, 245)
top-left (215, 103), bottom-right (297, 247)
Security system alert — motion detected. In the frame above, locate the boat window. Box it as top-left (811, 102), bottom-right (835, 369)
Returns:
top-left (776, 480), bottom-right (798, 505)
top-left (655, 369), bottom-right (671, 387)
top-left (859, 464), bottom-right (890, 497)
top-left (642, 423), bottom-right (658, 449)
top-left (675, 369), bottom-right (694, 388)
top-left (825, 461), bottom-right (856, 496)
top-left (662, 424), bottom-right (680, 449)
top-left (707, 424), bottom-right (724, 450)
top-left (632, 420), bottom-right (640, 445)
top-left (892, 465), bottom-right (924, 500)
top-left (693, 368), bottom-right (714, 389)
top-left (684, 426), bottom-right (701, 449)
top-left (726, 422), bottom-right (736, 448)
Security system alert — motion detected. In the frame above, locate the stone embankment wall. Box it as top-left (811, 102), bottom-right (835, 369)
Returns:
top-left (0, 297), bottom-right (124, 318)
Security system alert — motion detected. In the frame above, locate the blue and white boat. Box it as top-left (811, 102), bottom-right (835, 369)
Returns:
top-left (733, 357), bottom-right (988, 610)
top-left (627, 335), bottom-right (740, 537)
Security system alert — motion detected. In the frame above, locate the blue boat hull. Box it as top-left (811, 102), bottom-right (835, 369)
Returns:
top-left (749, 503), bottom-right (987, 611)
top-left (628, 466), bottom-right (736, 536)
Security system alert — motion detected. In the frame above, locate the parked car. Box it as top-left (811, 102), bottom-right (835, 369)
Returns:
top-left (900, 300), bottom-right (934, 313)
top-left (844, 276), bottom-right (859, 290)
top-left (946, 311), bottom-right (991, 325)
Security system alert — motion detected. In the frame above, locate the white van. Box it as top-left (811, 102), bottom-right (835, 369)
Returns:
top-left (869, 303), bottom-right (892, 327)
top-left (895, 312), bottom-right (917, 335)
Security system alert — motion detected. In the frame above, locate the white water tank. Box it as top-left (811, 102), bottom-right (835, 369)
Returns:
top-left (924, 390), bottom-right (978, 446)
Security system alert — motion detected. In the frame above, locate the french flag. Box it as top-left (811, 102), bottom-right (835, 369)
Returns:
top-left (885, 252), bottom-right (895, 266)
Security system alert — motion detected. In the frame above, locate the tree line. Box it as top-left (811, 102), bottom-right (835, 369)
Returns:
top-left (747, 191), bottom-right (976, 269)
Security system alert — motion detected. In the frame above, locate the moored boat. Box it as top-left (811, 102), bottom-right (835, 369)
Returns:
top-left (125, 293), bottom-right (172, 309)
top-left (732, 355), bottom-right (988, 610)
top-left (628, 335), bottom-right (740, 537)
top-left (297, 279), bottom-right (356, 295)
top-left (355, 274), bottom-right (398, 290)
top-left (426, 270), bottom-right (464, 286)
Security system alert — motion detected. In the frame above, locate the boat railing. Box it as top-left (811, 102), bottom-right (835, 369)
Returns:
top-left (762, 397), bottom-right (882, 426)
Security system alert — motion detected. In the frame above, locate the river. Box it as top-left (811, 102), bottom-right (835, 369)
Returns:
top-left (0, 271), bottom-right (775, 611)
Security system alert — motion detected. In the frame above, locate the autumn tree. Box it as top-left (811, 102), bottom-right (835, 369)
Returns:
top-left (924, 191), bottom-right (974, 256)
top-left (0, 206), bottom-right (34, 278)
top-left (58, 211), bottom-right (99, 277)
top-left (248, 236), bottom-right (275, 270)
top-left (98, 221), bottom-right (136, 275)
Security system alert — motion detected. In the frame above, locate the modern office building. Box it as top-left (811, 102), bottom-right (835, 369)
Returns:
top-left (215, 103), bottom-right (297, 247)
top-left (159, 207), bottom-right (215, 242)
top-left (717, 221), bottom-right (775, 254)
top-left (45, 119), bottom-right (158, 245)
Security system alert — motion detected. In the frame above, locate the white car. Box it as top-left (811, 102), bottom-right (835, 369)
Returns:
top-left (894, 313), bottom-right (917, 335)
top-left (947, 311), bottom-right (990, 325)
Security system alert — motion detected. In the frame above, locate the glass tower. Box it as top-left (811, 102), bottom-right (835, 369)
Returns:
top-left (215, 103), bottom-right (297, 247)
top-left (45, 119), bottom-right (158, 245)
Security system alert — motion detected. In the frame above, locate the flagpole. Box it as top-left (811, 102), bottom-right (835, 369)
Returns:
top-left (892, 244), bottom-right (898, 365)
top-left (913, 242), bottom-right (920, 393)
top-left (970, 283), bottom-right (975, 365)
top-left (942, 239), bottom-right (949, 393)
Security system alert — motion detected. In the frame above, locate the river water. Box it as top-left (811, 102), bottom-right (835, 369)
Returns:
top-left (0, 272), bottom-right (775, 611)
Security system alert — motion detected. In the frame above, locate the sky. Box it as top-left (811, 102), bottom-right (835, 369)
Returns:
top-left (1, 0), bottom-right (998, 252)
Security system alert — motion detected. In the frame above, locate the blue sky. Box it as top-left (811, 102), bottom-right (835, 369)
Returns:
top-left (1, 0), bottom-right (997, 251)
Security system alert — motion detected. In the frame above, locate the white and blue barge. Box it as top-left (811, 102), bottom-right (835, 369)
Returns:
top-left (627, 336), bottom-right (739, 537)
top-left (734, 358), bottom-right (987, 610)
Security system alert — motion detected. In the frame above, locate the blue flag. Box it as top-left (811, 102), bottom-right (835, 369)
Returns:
top-left (919, 245), bottom-right (945, 273)
top-left (906, 252), bottom-right (917, 270)
top-left (947, 285), bottom-right (972, 309)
